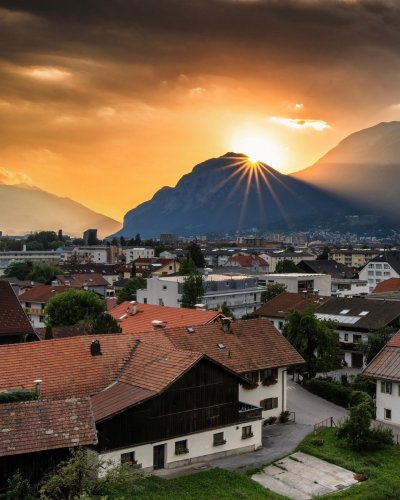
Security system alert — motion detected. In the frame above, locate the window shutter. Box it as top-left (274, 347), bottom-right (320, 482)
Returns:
top-left (273, 397), bottom-right (278, 409)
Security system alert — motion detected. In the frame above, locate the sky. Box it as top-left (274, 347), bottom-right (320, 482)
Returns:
top-left (1, 0), bottom-right (400, 221)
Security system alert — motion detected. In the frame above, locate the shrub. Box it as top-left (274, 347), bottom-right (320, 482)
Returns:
top-left (0, 390), bottom-right (38, 404)
top-left (352, 375), bottom-right (376, 397)
top-left (268, 416), bottom-right (277, 425)
top-left (350, 390), bottom-right (374, 414)
top-left (310, 438), bottom-right (324, 447)
top-left (278, 410), bottom-right (290, 423)
top-left (305, 378), bottom-right (352, 407)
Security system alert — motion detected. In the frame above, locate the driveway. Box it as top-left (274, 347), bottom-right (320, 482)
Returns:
top-left (287, 379), bottom-right (347, 426)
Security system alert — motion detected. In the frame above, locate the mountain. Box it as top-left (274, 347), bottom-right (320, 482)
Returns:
top-left (0, 184), bottom-right (121, 237)
top-left (292, 121), bottom-right (400, 217)
top-left (113, 153), bottom-right (360, 238)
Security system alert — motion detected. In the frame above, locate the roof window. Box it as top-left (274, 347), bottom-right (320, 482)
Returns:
top-left (186, 327), bottom-right (195, 334)
top-left (359, 311), bottom-right (369, 316)
top-left (217, 343), bottom-right (225, 349)
top-left (339, 309), bottom-right (350, 314)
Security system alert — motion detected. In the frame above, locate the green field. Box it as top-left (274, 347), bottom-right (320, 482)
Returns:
top-left (298, 428), bottom-right (400, 499)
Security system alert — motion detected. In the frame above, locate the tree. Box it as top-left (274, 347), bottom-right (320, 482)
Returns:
top-left (261, 283), bottom-right (287, 303)
top-left (282, 306), bottom-right (341, 378)
top-left (4, 261), bottom-right (62, 283)
top-left (285, 245), bottom-right (295, 253)
top-left (360, 326), bottom-right (395, 365)
top-left (134, 233), bottom-right (142, 245)
top-left (275, 259), bottom-right (301, 273)
top-left (45, 289), bottom-right (106, 327)
top-left (119, 236), bottom-right (126, 246)
top-left (26, 231), bottom-right (64, 250)
top-left (317, 246), bottom-right (330, 260)
top-left (116, 276), bottom-right (146, 304)
top-left (90, 313), bottom-right (122, 334)
top-left (187, 242), bottom-right (206, 268)
top-left (181, 272), bottom-right (207, 308)
top-left (39, 448), bottom-right (143, 500)
top-left (179, 256), bottom-right (197, 275)
top-left (216, 302), bottom-right (235, 319)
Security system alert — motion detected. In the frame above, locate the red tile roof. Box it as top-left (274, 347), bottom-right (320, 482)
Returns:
top-left (110, 302), bottom-right (222, 333)
top-left (373, 278), bottom-right (400, 294)
top-left (363, 330), bottom-right (400, 382)
top-left (0, 282), bottom-right (37, 339)
top-left (254, 292), bottom-right (332, 318)
top-left (230, 255), bottom-right (268, 267)
top-left (0, 397), bottom-right (97, 457)
top-left (19, 284), bottom-right (77, 304)
top-left (163, 317), bottom-right (304, 373)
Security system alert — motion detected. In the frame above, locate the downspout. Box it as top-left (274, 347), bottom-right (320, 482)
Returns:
top-left (281, 369), bottom-right (287, 412)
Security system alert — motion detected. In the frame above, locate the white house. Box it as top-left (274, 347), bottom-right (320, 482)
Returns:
top-left (259, 273), bottom-right (331, 297)
top-left (259, 250), bottom-right (316, 272)
top-left (364, 330), bottom-right (400, 426)
top-left (137, 273), bottom-right (264, 318)
top-left (358, 250), bottom-right (400, 293)
top-left (124, 247), bottom-right (155, 264)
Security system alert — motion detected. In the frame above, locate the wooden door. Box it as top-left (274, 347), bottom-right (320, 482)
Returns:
top-left (153, 444), bottom-right (165, 470)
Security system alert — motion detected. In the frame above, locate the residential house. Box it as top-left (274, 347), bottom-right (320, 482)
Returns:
top-left (0, 281), bottom-right (39, 343)
top-left (133, 257), bottom-right (180, 276)
top-left (0, 249), bottom-right (61, 275)
top-left (72, 245), bottom-right (118, 264)
top-left (19, 284), bottom-right (77, 328)
top-left (224, 255), bottom-right (269, 273)
top-left (330, 248), bottom-right (379, 269)
top-left (259, 250), bottom-right (316, 272)
top-left (111, 301), bottom-right (222, 333)
top-left (54, 273), bottom-right (109, 298)
top-left (125, 247), bottom-right (155, 264)
top-left (363, 330), bottom-right (400, 426)
top-left (60, 263), bottom-right (121, 286)
top-left (298, 260), bottom-right (368, 297)
top-left (254, 292), bottom-right (332, 332)
top-left (0, 327), bottom-right (279, 478)
top-left (371, 278), bottom-right (400, 298)
top-left (259, 273), bottom-right (331, 296)
top-left (137, 274), bottom-right (263, 318)
top-left (315, 297), bottom-right (400, 368)
top-left (359, 251), bottom-right (400, 293)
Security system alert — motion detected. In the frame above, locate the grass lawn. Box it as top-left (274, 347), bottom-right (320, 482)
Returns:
top-left (298, 427), bottom-right (400, 499)
top-left (111, 468), bottom-right (287, 499)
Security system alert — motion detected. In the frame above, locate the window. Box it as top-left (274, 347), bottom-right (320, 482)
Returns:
top-left (381, 381), bottom-right (392, 394)
top-left (25, 302), bottom-right (31, 308)
top-left (344, 333), bottom-right (349, 342)
top-left (384, 408), bottom-right (392, 420)
top-left (384, 264), bottom-right (390, 269)
top-left (340, 309), bottom-right (350, 315)
top-left (121, 451), bottom-right (136, 465)
top-left (242, 425), bottom-right (253, 439)
top-left (213, 432), bottom-right (226, 446)
top-left (162, 285), bottom-right (167, 290)
top-left (143, 298), bottom-right (147, 304)
top-left (260, 397), bottom-right (278, 410)
top-left (243, 371), bottom-right (258, 384)
top-left (353, 334), bottom-right (362, 344)
top-left (175, 440), bottom-right (189, 455)
top-left (368, 271), bottom-right (374, 276)
top-left (278, 321), bottom-right (283, 330)
top-left (384, 272), bottom-right (390, 277)
top-left (376, 264), bottom-right (382, 269)
top-left (376, 271), bottom-right (382, 277)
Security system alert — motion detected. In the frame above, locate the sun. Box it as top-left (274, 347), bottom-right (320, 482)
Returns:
top-left (230, 130), bottom-right (284, 168)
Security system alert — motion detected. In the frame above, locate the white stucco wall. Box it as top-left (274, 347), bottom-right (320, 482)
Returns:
top-left (239, 368), bottom-right (287, 419)
top-left (375, 379), bottom-right (400, 425)
top-left (99, 420), bottom-right (262, 471)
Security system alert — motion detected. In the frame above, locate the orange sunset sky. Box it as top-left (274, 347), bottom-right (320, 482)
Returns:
top-left (1, 0), bottom-right (400, 221)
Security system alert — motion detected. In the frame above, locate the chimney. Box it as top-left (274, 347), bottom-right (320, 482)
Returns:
top-left (23, 244), bottom-right (27, 252)
top-left (130, 301), bottom-right (137, 315)
top-left (152, 320), bottom-right (166, 330)
top-left (90, 340), bottom-right (102, 356)
top-left (195, 303), bottom-right (205, 310)
top-left (33, 379), bottom-right (42, 396)
top-left (221, 316), bottom-right (233, 334)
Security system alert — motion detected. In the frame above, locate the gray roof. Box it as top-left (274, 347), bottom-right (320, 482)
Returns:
top-left (315, 297), bottom-right (400, 331)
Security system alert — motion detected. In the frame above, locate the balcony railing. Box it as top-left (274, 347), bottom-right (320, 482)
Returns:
top-left (238, 402), bottom-right (262, 422)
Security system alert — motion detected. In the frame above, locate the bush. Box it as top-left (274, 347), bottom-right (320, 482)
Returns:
top-left (310, 437), bottom-right (324, 447)
top-left (350, 390), bottom-right (374, 413)
top-left (305, 378), bottom-right (352, 407)
top-left (0, 390), bottom-right (38, 404)
top-left (352, 375), bottom-right (376, 397)
top-left (278, 411), bottom-right (290, 423)
top-left (268, 416), bottom-right (277, 425)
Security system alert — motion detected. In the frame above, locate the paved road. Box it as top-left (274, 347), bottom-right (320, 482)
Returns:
top-left (287, 379), bottom-right (348, 426)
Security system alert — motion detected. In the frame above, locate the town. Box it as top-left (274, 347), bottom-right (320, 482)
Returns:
top-left (1, 228), bottom-right (400, 498)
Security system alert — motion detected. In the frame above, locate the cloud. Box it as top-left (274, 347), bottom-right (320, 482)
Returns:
top-left (0, 167), bottom-right (33, 185)
top-left (271, 117), bottom-right (331, 131)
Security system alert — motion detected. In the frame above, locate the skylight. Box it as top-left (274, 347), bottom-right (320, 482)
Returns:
top-left (359, 311), bottom-right (369, 316)
top-left (217, 343), bottom-right (225, 349)
top-left (339, 309), bottom-right (350, 315)
top-left (187, 327), bottom-right (195, 333)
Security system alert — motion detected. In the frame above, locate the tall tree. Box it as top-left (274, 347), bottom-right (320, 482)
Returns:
top-left (116, 276), bottom-right (146, 304)
top-left (89, 313), bottom-right (122, 334)
top-left (275, 259), bottom-right (302, 273)
top-left (187, 242), bottom-right (206, 268)
top-left (45, 289), bottom-right (106, 326)
top-left (181, 271), bottom-right (207, 308)
top-left (282, 306), bottom-right (341, 378)
top-left (361, 326), bottom-right (395, 365)
top-left (261, 283), bottom-right (287, 303)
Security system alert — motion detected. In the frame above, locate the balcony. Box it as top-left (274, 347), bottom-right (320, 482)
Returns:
top-left (239, 402), bottom-right (262, 422)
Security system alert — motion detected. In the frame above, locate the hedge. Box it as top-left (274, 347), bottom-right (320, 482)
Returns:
top-left (304, 378), bottom-right (372, 409)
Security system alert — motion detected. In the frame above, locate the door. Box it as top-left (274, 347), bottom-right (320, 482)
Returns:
top-left (153, 444), bottom-right (165, 470)
top-left (351, 352), bottom-right (363, 368)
